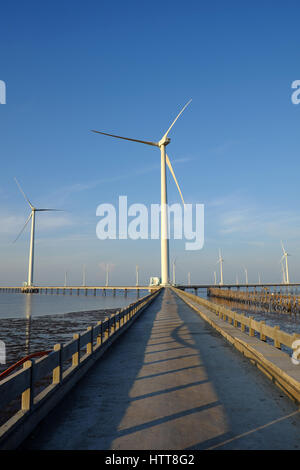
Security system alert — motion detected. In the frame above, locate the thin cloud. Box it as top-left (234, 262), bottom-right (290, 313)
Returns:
top-left (51, 157), bottom-right (193, 201)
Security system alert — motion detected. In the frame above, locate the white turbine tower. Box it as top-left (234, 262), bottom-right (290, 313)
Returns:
top-left (244, 267), bottom-right (248, 285)
top-left (172, 258), bottom-right (176, 286)
top-left (92, 100), bottom-right (191, 285)
top-left (217, 249), bottom-right (224, 286)
top-left (136, 265), bottom-right (139, 287)
top-left (14, 178), bottom-right (61, 288)
top-left (280, 260), bottom-right (286, 284)
top-left (105, 263), bottom-right (109, 287)
top-left (280, 241), bottom-right (290, 284)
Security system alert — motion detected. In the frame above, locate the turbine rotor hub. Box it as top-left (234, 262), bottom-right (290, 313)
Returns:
top-left (158, 136), bottom-right (171, 147)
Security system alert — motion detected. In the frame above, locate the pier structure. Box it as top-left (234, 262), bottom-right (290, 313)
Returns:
top-left (207, 287), bottom-right (300, 314)
top-left (1, 287), bottom-right (300, 450)
top-left (0, 285), bottom-right (158, 295)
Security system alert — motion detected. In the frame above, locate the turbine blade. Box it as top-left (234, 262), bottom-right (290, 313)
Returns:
top-left (13, 213), bottom-right (32, 243)
top-left (36, 209), bottom-right (63, 212)
top-left (166, 154), bottom-right (185, 205)
top-left (14, 178), bottom-right (34, 209)
top-left (162, 99), bottom-right (192, 139)
top-left (91, 130), bottom-right (158, 147)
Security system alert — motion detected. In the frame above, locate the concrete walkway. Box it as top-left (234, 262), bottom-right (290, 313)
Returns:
top-left (22, 288), bottom-right (300, 450)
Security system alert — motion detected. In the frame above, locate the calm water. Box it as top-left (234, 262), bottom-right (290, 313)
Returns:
top-left (0, 290), bottom-right (147, 319)
top-left (0, 290), bottom-right (148, 372)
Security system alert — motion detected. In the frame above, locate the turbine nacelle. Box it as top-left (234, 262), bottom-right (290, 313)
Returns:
top-left (158, 136), bottom-right (171, 147)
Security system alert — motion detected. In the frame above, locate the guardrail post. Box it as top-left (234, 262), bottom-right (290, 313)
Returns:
top-left (104, 317), bottom-right (110, 341)
top-left (72, 333), bottom-right (79, 366)
top-left (86, 327), bottom-right (93, 355)
top-left (96, 321), bottom-right (102, 346)
top-left (53, 344), bottom-right (62, 384)
top-left (21, 360), bottom-right (33, 411)
top-left (260, 322), bottom-right (266, 341)
top-left (241, 315), bottom-right (246, 332)
top-left (274, 326), bottom-right (281, 349)
top-left (249, 317), bottom-right (255, 336)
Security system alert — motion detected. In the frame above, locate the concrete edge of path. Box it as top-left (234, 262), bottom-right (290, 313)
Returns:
top-left (172, 288), bottom-right (300, 405)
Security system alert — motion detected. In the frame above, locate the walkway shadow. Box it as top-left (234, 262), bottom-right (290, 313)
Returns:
top-left (21, 292), bottom-right (165, 449)
top-left (173, 293), bottom-right (300, 450)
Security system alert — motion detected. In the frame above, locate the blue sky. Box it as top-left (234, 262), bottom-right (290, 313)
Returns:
top-left (0, 0), bottom-right (300, 286)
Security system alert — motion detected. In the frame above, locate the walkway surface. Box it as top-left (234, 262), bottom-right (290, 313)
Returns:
top-left (22, 288), bottom-right (300, 450)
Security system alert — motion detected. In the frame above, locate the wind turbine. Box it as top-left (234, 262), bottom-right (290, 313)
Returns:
top-left (280, 241), bottom-right (290, 284)
top-left (105, 263), bottom-right (109, 287)
top-left (243, 267), bottom-right (248, 285)
top-left (92, 100), bottom-right (191, 285)
top-left (217, 249), bottom-right (224, 286)
top-left (172, 258), bottom-right (176, 286)
top-left (136, 265), bottom-right (139, 287)
top-left (14, 178), bottom-right (61, 288)
top-left (82, 264), bottom-right (86, 287)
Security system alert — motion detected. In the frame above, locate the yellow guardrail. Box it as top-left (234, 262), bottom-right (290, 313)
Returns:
top-left (174, 288), bottom-right (300, 352)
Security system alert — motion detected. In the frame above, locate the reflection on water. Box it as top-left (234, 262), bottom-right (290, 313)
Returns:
top-left (0, 290), bottom-right (147, 373)
top-left (25, 294), bottom-right (32, 356)
top-left (0, 290), bottom-right (145, 319)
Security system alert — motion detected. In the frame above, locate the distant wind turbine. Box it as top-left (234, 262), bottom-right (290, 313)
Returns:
top-left (92, 100), bottom-right (192, 285)
top-left (280, 241), bottom-right (290, 284)
top-left (136, 265), bottom-right (139, 287)
top-left (243, 267), bottom-right (248, 285)
top-left (217, 249), bottom-right (224, 286)
top-left (172, 258), bottom-right (176, 286)
top-left (280, 260), bottom-right (286, 284)
top-left (14, 178), bottom-right (62, 288)
top-left (82, 265), bottom-right (86, 287)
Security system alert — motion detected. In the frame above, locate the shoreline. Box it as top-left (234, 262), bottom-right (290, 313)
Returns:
top-left (0, 307), bottom-right (120, 374)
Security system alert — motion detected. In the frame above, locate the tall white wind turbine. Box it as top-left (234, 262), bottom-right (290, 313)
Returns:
top-left (14, 178), bottom-right (62, 288)
top-left (280, 241), bottom-right (290, 284)
top-left (244, 267), bottom-right (248, 285)
top-left (92, 100), bottom-right (191, 285)
top-left (217, 249), bottom-right (224, 286)
top-left (172, 258), bottom-right (176, 286)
